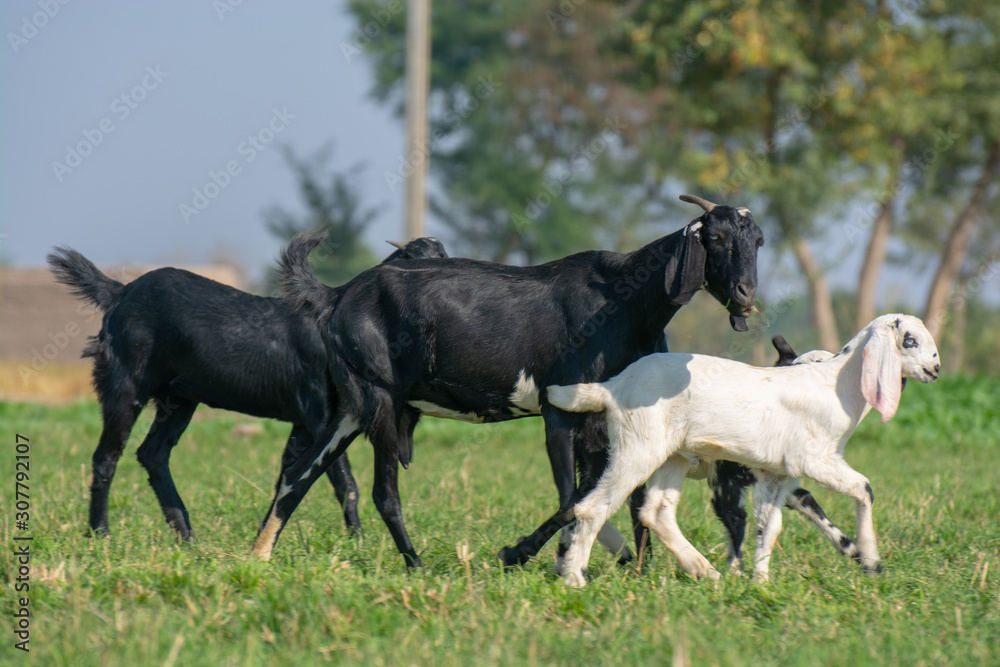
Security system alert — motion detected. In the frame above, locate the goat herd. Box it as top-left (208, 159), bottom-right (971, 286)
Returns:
top-left (48, 195), bottom-right (940, 587)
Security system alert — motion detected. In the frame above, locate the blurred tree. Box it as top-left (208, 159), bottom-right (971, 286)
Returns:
top-left (612, 0), bottom-right (997, 349)
top-left (347, 0), bottom-right (999, 362)
top-left (885, 2), bottom-right (1000, 341)
top-left (613, 0), bottom-right (881, 350)
top-left (347, 0), bottom-right (667, 263)
top-left (264, 145), bottom-right (380, 290)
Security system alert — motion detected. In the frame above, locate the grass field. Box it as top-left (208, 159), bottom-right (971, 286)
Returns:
top-left (1, 374), bottom-right (998, 666)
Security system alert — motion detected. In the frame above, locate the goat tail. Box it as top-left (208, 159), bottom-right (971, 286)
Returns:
top-left (278, 229), bottom-right (338, 312)
top-left (46, 247), bottom-right (124, 311)
top-left (547, 382), bottom-right (611, 414)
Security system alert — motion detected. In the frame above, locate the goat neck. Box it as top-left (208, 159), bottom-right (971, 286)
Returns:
top-left (615, 225), bottom-right (697, 342)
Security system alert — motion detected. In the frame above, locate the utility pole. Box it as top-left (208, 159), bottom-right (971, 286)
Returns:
top-left (404, 0), bottom-right (430, 240)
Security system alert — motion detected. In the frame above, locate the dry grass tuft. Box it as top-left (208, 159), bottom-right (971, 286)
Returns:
top-left (0, 361), bottom-right (93, 404)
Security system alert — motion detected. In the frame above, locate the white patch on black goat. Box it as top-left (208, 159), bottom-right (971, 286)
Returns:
top-left (299, 417), bottom-right (361, 482)
top-left (508, 369), bottom-right (541, 416)
top-left (408, 401), bottom-right (486, 423)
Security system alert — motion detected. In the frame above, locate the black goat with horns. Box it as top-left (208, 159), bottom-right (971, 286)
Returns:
top-left (47, 237), bottom-right (447, 541)
top-left (255, 194), bottom-right (764, 569)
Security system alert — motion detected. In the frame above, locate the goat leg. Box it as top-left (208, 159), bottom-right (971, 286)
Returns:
top-left (325, 455), bottom-right (363, 537)
top-left (642, 459), bottom-right (720, 581)
top-left (88, 395), bottom-right (143, 537)
top-left (252, 416), bottom-right (360, 560)
top-left (135, 397), bottom-right (198, 540)
top-left (784, 487), bottom-right (856, 558)
top-left (708, 460), bottom-right (755, 572)
top-left (802, 458), bottom-right (882, 574)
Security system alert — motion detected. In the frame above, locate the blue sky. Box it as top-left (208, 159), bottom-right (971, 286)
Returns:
top-left (1, 1), bottom-right (412, 282)
top-left (1, 1), bottom-right (992, 310)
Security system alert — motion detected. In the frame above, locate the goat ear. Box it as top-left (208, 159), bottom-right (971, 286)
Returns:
top-left (664, 223), bottom-right (707, 305)
top-left (860, 326), bottom-right (902, 423)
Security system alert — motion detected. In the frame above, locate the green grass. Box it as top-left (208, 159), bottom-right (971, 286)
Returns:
top-left (1, 375), bottom-right (999, 666)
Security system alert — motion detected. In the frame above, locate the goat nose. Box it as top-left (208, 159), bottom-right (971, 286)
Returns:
top-left (934, 363), bottom-right (940, 374)
top-left (734, 282), bottom-right (754, 304)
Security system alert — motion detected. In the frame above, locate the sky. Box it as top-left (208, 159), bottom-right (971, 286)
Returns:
top-left (1, 1), bottom-right (993, 309)
top-left (1, 0), bottom-right (413, 283)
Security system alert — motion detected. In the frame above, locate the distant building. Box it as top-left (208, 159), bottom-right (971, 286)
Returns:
top-left (0, 263), bottom-right (244, 367)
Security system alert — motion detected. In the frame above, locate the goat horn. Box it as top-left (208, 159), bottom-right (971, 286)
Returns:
top-left (679, 194), bottom-right (719, 213)
top-left (386, 240), bottom-right (407, 250)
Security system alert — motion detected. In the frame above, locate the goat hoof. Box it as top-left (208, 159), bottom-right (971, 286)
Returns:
top-left (497, 546), bottom-right (519, 568)
top-left (498, 545), bottom-right (532, 569)
top-left (170, 524), bottom-right (194, 542)
top-left (563, 571), bottom-right (588, 588)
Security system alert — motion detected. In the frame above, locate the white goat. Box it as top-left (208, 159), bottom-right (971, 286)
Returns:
top-left (548, 314), bottom-right (940, 586)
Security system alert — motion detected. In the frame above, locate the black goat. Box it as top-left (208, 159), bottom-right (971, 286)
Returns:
top-left (47, 238), bottom-right (447, 540)
top-left (705, 335), bottom-right (855, 572)
top-left (253, 195), bottom-right (763, 568)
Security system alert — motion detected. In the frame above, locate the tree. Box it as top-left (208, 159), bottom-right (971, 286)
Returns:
top-left (347, 0), bottom-right (999, 361)
top-left (264, 145), bottom-right (380, 290)
top-left (611, 1), bottom-right (999, 349)
top-left (611, 0), bottom-right (886, 350)
top-left (348, 0), bottom-right (664, 262)
top-left (874, 2), bottom-right (1000, 341)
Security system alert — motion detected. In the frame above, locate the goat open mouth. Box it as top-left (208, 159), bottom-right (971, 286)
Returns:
top-left (725, 301), bottom-right (755, 332)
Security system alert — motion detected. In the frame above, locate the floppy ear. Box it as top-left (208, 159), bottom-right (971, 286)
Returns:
top-left (664, 221), bottom-right (707, 306)
top-left (860, 326), bottom-right (902, 423)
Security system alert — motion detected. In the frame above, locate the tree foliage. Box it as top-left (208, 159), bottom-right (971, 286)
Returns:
top-left (345, 0), bottom-right (999, 369)
top-left (264, 145), bottom-right (380, 290)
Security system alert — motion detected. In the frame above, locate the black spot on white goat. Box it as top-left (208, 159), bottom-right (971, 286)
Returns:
top-left (258, 195), bottom-right (764, 568)
top-left (47, 238), bottom-right (446, 540)
top-left (705, 336), bottom-right (857, 573)
top-left (549, 314), bottom-right (940, 586)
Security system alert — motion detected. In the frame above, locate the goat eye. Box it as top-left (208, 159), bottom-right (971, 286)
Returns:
top-left (708, 233), bottom-right (720, 241)
top-left (903, 334), bottom-right (918, 349)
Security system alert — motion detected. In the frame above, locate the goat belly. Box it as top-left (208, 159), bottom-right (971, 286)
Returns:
top-left (406, 398), bottom-right (535, 424)
top-left (407, 380), bottom-right (535, 423)
top-left (407, 400), bottom-right (488, 423)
